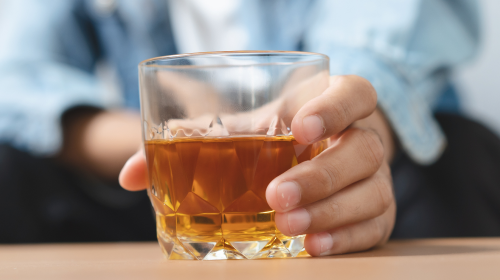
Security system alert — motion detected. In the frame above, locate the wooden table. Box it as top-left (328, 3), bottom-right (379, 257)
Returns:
top-left (1, 238), bottom-right (499, 280)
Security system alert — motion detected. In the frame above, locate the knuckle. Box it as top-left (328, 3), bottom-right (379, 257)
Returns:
top-left (372, 173), bottom-right (393, 214)
top-left (373, 218), bottom-right (388, 244)
top-left (357, 129), bottom-right (385, 169)
top-left (296, 161), bottom-right (340, 199)
top-left (347, 75), bottom-right (378, 107)
top-left (330, 75), bottom-right (378, 126)
top-left (316, 163), bottom-right (341, 197)
top-left (325, 199), bottom-right (343, 222)
top-left (316, 168), bottom-right (334, 197)
top-left (330, 76), bottom-right (355, 124)
top-left (362, 82), bottom-right (378, 108)
top-left (331, 98), bottom-right (353, 127)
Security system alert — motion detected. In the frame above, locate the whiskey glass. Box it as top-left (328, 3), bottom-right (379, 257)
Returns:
top-left (139, 51), bottom-right (329, 260)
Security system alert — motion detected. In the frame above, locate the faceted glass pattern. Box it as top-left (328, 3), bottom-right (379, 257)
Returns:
top-left (145, 136), bottom-right (328, 260)
top-left (139, 51), bottom-right (330, 260)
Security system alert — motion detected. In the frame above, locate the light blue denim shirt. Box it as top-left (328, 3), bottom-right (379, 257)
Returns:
top-left (0, 0), bottom-right (480, 164)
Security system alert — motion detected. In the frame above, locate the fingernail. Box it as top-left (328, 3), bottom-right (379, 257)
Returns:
top-left (277, 181), bottom-right (301, 211)
top-left (317, 232), bottom-right (334, 256)
top-left (287, 208), bottom-right (311, 235)
top-left (302, 115), bottom-right (325, 143)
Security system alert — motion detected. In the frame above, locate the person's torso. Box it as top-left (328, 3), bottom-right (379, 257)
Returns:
top-left (72, 0), bottom-right (314, 109)
top-left (69, 0), bottom-right (462, 112)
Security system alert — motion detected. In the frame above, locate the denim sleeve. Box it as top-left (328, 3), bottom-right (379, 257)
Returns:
top-left (0, 0), bottom-right (105, 156)
top-left (303, 0), bottom-right (480, 164)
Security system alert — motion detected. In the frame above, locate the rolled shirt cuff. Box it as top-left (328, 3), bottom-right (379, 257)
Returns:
top-left (326, 49), bottom-right (447, 164)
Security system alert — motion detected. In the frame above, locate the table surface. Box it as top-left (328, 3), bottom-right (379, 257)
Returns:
top-left (1, 238), bottom-right (499, 280)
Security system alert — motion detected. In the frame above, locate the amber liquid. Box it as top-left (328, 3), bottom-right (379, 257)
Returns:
top-left (145, 136), bottom-right (327, 259)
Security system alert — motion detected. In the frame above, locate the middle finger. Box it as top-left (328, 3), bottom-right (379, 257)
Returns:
top-left (275, 163), bottom-right (393, 236)
top-left (266, 127), bottom-right (384, 213)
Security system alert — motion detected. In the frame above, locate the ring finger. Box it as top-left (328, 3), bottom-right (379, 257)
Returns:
top-left (274, 163), bottom-right (393, 236)
top-left (304, 200), bottom-right (396, 256)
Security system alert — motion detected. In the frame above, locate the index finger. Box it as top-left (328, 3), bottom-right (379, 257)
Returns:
top-left (291, 75), bottom-right (377, 144)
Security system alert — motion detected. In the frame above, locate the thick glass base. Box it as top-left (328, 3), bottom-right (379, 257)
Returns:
top-left (157, 232), bottom-right (309, 260)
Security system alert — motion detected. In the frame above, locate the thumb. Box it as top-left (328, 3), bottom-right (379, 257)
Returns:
top-left (119, 149), bottom-right (149, 191)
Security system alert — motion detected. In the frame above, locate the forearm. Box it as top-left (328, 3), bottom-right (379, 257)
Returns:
top-left (58, 108), bottom-right (142, 180)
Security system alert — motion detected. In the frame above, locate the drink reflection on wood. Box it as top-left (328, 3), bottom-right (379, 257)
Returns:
top-left (145, 136), bottom-right (328, 260)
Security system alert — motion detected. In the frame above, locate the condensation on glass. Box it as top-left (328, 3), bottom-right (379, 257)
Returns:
top-left (139, 51), bottom-right (330, 260)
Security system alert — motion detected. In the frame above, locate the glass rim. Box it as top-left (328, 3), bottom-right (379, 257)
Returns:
top-left (138, 50), bottom-right (329, 69)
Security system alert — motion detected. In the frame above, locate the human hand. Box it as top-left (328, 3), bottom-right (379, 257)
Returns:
top-left (266, 75), bottom-right (396, 256)
top-left (120, 75), bottom-right (396, 257)
top-left (59, 109), bottom-right (142, 180)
